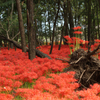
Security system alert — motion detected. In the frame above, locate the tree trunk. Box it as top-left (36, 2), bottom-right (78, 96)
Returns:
top-left (88, 0), bottom-right (91, 52)
top-left (58, 26), bottom-right (64, 50)
top-left (67, 0), bottom-right (74, 37)
top-left (48, 18), bottom-right (51, 42)
top-left (0, 39), bottom-right (2, 47)
top-left (90, 7), bottom-right (95, 43)
top-left (10, 30), bottom-right (14, 48)
top-left (63, 3), bottom-right (69, 36)
top-left (49, 0), bottom-right (60, 54)
top-left (78, 2), bottom-right (81, 25)
top-left (27, 0), bottom-right (36, 60)
top-left (96, 5), bottom-right (100, 39)
top-left (98, 0), bottom-right (100, 8)
top-left (4, 40), bottom-right (7, 47)
top-left (16, 0), bottom-right (26, 52)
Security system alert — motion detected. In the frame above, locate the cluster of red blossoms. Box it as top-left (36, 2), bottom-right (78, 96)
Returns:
top-left (0, 39), bottom-right (100, 99)
top-left (73, 26), bottom-right (82, 34)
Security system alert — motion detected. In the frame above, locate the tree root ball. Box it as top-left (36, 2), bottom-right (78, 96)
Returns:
top-left (63, 48), bottom-right (100, 90)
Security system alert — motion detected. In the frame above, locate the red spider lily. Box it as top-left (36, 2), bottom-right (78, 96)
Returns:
top-left (1, 45), bottom-right (100, 99)
top-left (73, 26), bottom-right (81, 30)
top-left (94, 39), bottom-right (100, 43)
top-left (0, 94), bottom-right (14, 100)
top-left (94, 43), bottom-right (99, 47)
top-left (73, 31), bottom-right (82, 34)
top-left (66, 40), bottom-right (73, 44)
top-left (63, 35), bottom-right (71, 40)
top-left (80, 39), bottom-right (84, 44)
top-left (69, 44), bottom-right (74, 48)
top-left (2, 86), bottom-right (12, 92)
top-left (72, 37), bottom-right (82, 44)
top-left (85, 41), bottom-right (89, 44)
top-left (71, 37), bottom-right (76, 40)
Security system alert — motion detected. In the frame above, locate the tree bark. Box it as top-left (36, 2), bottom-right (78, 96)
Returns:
top-left (58, 26), bottom-right (64, 50)
top-left (67, 0), bottom-right (74, 37)
top-left (49, 0), bottom-right (60, 54)
top-left (27, 0), bottom-right (36, 60)
top-left (96, 5), bottom-right (100, 39)
top-left (63, 2), bottom-right (69, 36)
top-left (16, 0), bottom-right (26, 52)
top-left (98, 0), bottom-right (100, 8)
top-left (88, 0), bottom-right (91, 52)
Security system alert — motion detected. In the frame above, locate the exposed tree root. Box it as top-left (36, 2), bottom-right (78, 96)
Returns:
top-left (63, 45), bottom-right (100, 90)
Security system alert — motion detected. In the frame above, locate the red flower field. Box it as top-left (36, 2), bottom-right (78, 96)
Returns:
top-left (0, 44), bottom-right (100, 100)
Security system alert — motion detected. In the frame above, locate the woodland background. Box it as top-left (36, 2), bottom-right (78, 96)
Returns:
top-left (0, 0), bottom-right (100, 59)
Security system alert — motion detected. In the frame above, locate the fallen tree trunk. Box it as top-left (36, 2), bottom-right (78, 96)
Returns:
top-left (0, 35), bottom-right (51, 59)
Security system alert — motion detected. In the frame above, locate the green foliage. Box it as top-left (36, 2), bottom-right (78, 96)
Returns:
top-left (0, 0), bottom-right (100, 44)
top-left (14, 95), bottom-right (24, 100)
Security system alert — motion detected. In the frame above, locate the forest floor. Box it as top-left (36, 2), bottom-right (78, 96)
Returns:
top-left (0, 45), bottom-right (100, 100)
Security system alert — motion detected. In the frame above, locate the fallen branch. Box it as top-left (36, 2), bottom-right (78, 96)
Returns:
top-left (86, 70), bottom-right (96, 82)
top-left (86, 44), bottom-right (100, 57)
top-left (78, 70), bottom-right (86, 83)
top-left (70, 56), bottom-right (86, 65)
top-left (0, 34), bottom-right (52, 59)
top-left (12, 31), bottom-right (20, 40)
top-left (55, 58), bottom-right (69, 63)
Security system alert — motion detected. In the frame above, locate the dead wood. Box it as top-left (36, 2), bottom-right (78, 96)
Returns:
top-left (55, 58), bottom-right (70, 63)
top-left (0, 35), bottom-right (51, 59)
top-left (63, 45), bottom-right (100, 90)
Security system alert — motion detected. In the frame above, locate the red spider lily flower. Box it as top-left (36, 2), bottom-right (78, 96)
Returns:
top-left (71, 37), bottom-right (77, 43)
top-left (94, 43), bottom-right (99, 47)
top-left (66, 40), bottom-right (73, 44)
top-left (73, 31), bottom-right (82, 34)
top-left (72, 37), bottom-right (81, 44)
top-left (2, 86), bottom-right (12, 92)
top-left (73, 26), bottom-right (81, 30)
top-left (69, 44), bottom-right (74, 48)
top-left (63, 35), bottom-right (71, 40)
top-left (80, 39), bottom-right (85, 44)
top-left (73, 27), bottom-right (78, 30)
top-left (71, 37), bottom-right (76, 40)
top-left (94, 39), bottom-right (100, 43)
top-left (85, 41), bottom-right (89, 44)
top-left (77, 26), bottom-right (81, 30)
top-left (0, 94), bottom-right (14, 100)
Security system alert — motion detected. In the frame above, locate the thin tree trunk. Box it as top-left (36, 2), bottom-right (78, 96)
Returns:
top-left (48, 21), bottom-right (51, 42)
top-left (78, 2), bottom-right (81, 25)
top-left (63, 3), bottom-right (69, 36)
top-left (10, 0), bottom-right (14, 49)
top-left (58, 26), bottom-right (64, 50)
top-left (10, 30), bottom-right (14, 48)
top-left (98, 0), bottom-right (100, 7)
top-left (88, 0), bottom-right (91, 52)
top-left (67, 0), bottom-right (74, 37)
top-left (16, 0), bottom-right (26, 52)
top-left (49, 0), bottom-right (60, 54)
top-left (4, 40), bottom-right (7, 47)
top-left (45, 15), bottom-right (47, 45)
top-left (97, 6), bottom-right (100, 39)
top-left (48, 6), bottom-right (51, 42)
top-left (0, 39), bottom-right (2, 47)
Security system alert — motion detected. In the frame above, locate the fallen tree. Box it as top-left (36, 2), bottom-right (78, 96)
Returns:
top-left (0, 35), bottom-right (51, 59)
